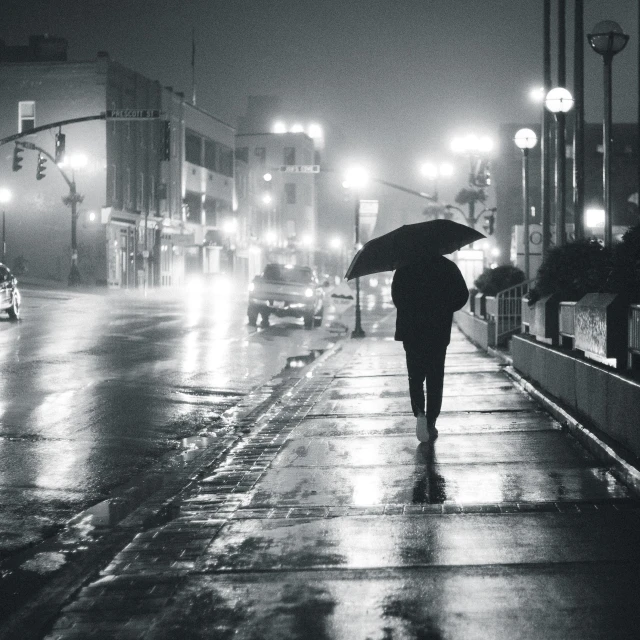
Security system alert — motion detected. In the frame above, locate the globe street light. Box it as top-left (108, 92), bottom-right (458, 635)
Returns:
top-left (344, 165), bottom-right (369, 338)
top-left (545, 87), bottom-right (574, 247)
top-left (587, 20), bottom-right (629, 247)
top-left (419, 161), bottom-right (454, 201)
top-left (0, 187), bottom-right (11, 264)
top-left (514, 128), bottom-right (538, 279)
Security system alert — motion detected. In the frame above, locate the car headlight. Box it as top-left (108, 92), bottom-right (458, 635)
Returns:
top-left (304, 287), bottom-right (314, 298)
top-left (249, 282), bottom-right (255, 292)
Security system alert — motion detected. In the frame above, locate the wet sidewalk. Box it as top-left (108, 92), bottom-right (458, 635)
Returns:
top-left (45, 319), bottom-right (640, 639)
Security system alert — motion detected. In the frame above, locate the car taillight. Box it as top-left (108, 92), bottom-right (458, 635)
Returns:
top-left (304, 288), bottom-right (313, 298)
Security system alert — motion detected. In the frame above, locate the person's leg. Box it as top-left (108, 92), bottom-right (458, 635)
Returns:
top-left (403, 341), bottom-right (427, 417)
top-left (425, 343), bottom-right (448, 426)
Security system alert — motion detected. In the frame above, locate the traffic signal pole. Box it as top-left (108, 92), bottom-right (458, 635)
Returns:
top-left (16, 141), bottom-right (84, 285)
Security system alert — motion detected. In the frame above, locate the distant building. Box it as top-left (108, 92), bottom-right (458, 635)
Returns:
top-left (0, 38), bottom-right (235, 287)
top-left (494, 122), bottom-right (639, 269)
top-left (235, 124), bottom-right (318, 268)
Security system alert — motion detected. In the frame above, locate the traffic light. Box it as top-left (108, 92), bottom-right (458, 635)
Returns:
top-left (55, 132), bottom-right (66, 164)
top-left (471, 158), bottom-right (491, 187)
top-left (483, 212), bottom-right (495, 235)
top-left (36, 153), bottom-right (47, 180)
top-left (12, 145), bottom-right (23, 172)
top-left (162, 120), bottom-right (171, 160)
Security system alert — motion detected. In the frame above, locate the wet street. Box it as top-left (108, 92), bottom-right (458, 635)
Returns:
top-left (0, 278), bottom-right (388, 559)
top-left (31, 313), bottom-right (640, 640)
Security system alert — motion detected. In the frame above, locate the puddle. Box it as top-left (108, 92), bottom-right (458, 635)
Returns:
top-left (286, 349), bottom-right (325, 370)
top-left (20, 551), bottom-right (67, 574)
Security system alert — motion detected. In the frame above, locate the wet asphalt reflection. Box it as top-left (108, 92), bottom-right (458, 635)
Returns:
top-left (0, 282), bottom-right (388, 559)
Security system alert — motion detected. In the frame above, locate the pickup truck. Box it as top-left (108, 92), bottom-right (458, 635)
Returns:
top-left (247, 263), bottom-right (325, 329)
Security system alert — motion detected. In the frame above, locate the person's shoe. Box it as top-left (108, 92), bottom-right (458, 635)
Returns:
top-left (427, 420), bottom-right (439, 439)
top-left (416, 413), bottom-right (429, 442)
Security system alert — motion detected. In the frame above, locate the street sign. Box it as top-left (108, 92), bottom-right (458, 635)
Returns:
top-left (279, 165), bottom-right (320, 173)
top-left (359, 200), bottom-right (379, 214)
top-left (105, 109), bottom-right (162, 120)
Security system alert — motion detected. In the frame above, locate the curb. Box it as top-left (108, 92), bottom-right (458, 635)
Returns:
top-left (0, 338), bottom-right (345, 640)
top-left (504, 365), bottom-right (640, 498)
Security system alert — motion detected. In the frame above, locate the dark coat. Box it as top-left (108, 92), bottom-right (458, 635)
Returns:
top-left (391, 256), bottom-right (469, 345)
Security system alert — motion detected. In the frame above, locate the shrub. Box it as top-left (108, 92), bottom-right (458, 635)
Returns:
top-left (474, 265), bottom-right (525, 297)
top-left (528, 239), bottom-right (612, 305)
top-left (607, 223), bottom-right (640, 302)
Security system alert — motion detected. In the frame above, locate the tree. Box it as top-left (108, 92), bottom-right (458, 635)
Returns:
top-left (454, 188), bottom-right (486, 207)
top-left (422, 203), bottom-right (448, 220)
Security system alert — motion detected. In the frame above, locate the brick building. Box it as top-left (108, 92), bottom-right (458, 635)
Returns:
top-left (0, 36), bottom-right (235, 287)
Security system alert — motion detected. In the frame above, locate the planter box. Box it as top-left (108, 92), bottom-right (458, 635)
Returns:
top-left (521, 298), bottom-right (531, 333)
top-left (454, 309), bottom-right (495, 349)
top-left (485, 296), bottom-right (497, 320)
top-left (474, 293), bottom-right (486, 318)
top-left (559, 301), bottom-right (577, 348)
top-left (512, 334), bottom-right (640, 459)
top-left (530, 294), bottom-right (560, 345)
top-left (574, 293), bottom-right (628, 369)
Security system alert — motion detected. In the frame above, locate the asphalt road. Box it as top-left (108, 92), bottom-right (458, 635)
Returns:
top-left (0, 277), bottom-right (390, 559)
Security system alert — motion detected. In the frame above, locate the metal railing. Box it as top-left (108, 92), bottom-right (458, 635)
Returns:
top-left (629, 304), bottom-right (640, 369)
top-left (485, 279), bottom-right (534, 345)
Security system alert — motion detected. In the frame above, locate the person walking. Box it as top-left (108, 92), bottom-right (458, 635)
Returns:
top-left (391, 255), bottom-right (469, 442)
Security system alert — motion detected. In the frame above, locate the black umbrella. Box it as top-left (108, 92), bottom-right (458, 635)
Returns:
top-left (345, 219), bottom-right (485, 280)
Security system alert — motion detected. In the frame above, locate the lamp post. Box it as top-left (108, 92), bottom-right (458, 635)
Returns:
top-left (419, 161), bottom-right (454, 201)
top-left (587, 20), bottom-right (629, 247)
top-left (0, 188), bottom-right (11, 264)
top-left (344, 165), bottom-right (369, 338)
top-left (544, 87), bottom-right (574, 247)
top-left (514, 128), bottom-right (538, 279)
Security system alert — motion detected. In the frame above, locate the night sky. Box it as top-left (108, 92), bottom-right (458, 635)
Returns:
top-left (1, 0), bottom-right (638, 213)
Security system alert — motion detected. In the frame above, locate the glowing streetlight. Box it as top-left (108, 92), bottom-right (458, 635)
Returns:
top-left (588, 20), bottom-right (629, 247)
top-left (514, 128), bottom-right (538, 279)
top-left (545, 87), bottom-right (574, 247)
top-left (450, 133), bottom-right (493, 188)
top-left (419, 161), bottom-right (454, 200)
top-left (272, 121), bottom-right (287, 134)
top-left (301, 234), bottom-right (313, 247)
top-left (223, 218), bottom-right (238, 234)
top-left (308, 123), bottom-right (323, 139)
top-left (0, 188), bottom-right (11, 204)
top-left (585, 208), bottom-right (605, 228)
top-left (290, 123), bottom-right (304, 133)
top-left (330, 236), bottom-right (342, 250)
top-left (529, 86), bottom-right (545, 102)
top-left (261, 193), bottom-right (272, 205)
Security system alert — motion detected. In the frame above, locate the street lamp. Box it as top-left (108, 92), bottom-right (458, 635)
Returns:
top-left (545, 87), bottom-right (574, 247)
top-left (514, 128), bottom-right (538, 279)
top-left (419, 161), bottom-right (454, 201)
top-left (0, 188), bottom-right (11, 264)
top-left (587, 20), bottom-right (629, 247)
top-left (344, 165), bottom-right (369, 338)
top-left (450, 134), bottom-right (493, 188)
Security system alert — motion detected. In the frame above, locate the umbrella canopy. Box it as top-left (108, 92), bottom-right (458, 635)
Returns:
top-left (345, 219), bottom-right (485, 280)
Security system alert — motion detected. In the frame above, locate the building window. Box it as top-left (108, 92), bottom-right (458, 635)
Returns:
top-left (150, 175), bottom-right (156, 212)
top-left (185, 130), bottom-right (202, 165)
top-left (125, 168), bottom-right (132, 208)
top-left (284, 147), bottom-right (296, 165)
top-left (285, 183), bottom-right (296, 205)
top-left (254, 147), bottom-right (266, 164)
top-left (235, 147), bottom-right (249, 163)
top-left (137, 173), bottom-right (145, 211)
top-left (204, 139), bottom-right (217, 172)
top-left (218, 145), bottom-right (234, 177)
top-left (110, 164), bottom-right (117, 205)
top-left (18, 101), bottom-right (35, 132)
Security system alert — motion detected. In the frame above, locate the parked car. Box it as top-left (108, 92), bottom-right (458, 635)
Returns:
top-left (248, 263), bottom-right (325, 329)
top-left (0, 263), bottom-right (20, 320)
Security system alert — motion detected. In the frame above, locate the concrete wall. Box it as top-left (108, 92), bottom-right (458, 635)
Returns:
top-left (454, 310), bottom-right (495, 350)
top-left (511, 334), bottom-right (640, 459)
